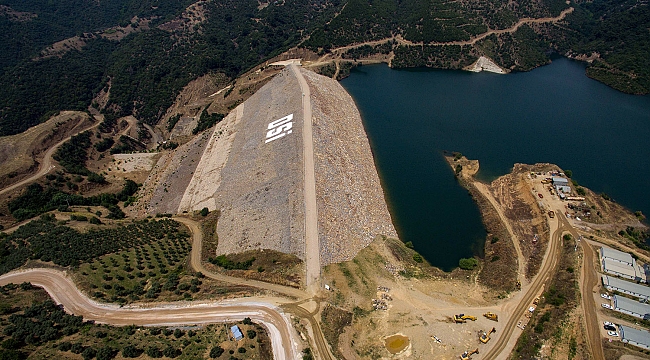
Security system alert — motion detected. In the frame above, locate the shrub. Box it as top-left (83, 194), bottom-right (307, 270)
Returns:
top-left (412, 253), bottom-right (423, 263)
top-left (458, 258), bottom-right (478, 270)
top-left (200, 207), bottom-right (209, 216)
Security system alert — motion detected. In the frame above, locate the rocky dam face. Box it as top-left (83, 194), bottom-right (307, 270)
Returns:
top-left (135, 66), bottom-right (397, 265)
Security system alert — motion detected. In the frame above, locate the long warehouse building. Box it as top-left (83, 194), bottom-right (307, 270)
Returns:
top-left (613, 295), bottom-right (650, 320)
top-left (602, 276), bottom-right (650, 300)
top-left (620, 325), bottom-right (650, 350)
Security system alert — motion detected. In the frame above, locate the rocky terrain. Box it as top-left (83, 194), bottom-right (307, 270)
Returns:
top-left (302, 69), bottom-right (397, 264)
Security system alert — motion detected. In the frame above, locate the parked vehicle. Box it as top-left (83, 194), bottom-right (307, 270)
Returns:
top-left (603, 321), bottom-right (614, 326)
top-left (601, 294), bottom-right (611, 300)
top-left (607, 331), bottom-right (619, 337)
top-left (604, 325), bottom-right (616, 331)
top-left (602, 303), bottom-right (612, 309)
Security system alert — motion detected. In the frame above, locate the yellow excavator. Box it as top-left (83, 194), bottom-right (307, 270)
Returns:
top-left (483, 312), bottom-right (498, 321)
top-left (460, 348), bottom-right (479, 360)
top-left (479, 327), bottom-right (497, 344)
top-left (454, 314), bottom-right (477, 323)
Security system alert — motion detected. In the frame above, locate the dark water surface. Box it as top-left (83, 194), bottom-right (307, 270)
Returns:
top-left (340, 58), bottom-right (650, 271)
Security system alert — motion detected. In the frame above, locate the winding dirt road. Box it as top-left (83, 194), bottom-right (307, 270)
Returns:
top-left (176, 217), bottom-right (307, 300)
top-left (0, 268), bottom-right (301, 360)
top-left (0, 118), bottom-right (99, 197)
top-left (330, 7), bottom-right (574, 54)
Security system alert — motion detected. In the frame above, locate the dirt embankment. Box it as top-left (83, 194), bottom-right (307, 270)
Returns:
top-left (447, 155), bottom-right (519, 293)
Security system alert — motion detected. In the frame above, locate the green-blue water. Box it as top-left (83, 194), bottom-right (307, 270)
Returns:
top-left (341, 58), bottom-right (650, 271)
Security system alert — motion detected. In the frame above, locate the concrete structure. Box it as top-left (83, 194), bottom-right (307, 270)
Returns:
top-left (613, 295), bottom-right (650, 320)
top-left (601, 247), bottom-right (635, 266)
top-left (620, 325), bottom-right (650, 350)
top-left (231, 325), bottom-right (243, 341)
top-left (602, 276), bottom-right (650, 300)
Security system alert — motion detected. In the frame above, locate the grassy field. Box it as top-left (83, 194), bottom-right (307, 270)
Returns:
top-left (0, 284), bottom-right (272, 360)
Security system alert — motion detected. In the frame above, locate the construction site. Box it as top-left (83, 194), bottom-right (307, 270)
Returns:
top-left (0, 57), bottom-right (649, 360)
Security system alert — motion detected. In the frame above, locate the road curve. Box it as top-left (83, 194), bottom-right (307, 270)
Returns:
top-left (0, 118), bottom-right (99, 197)
top-left (290, 63), bottom-right (321, 294)
top-left (0, 268), bottom-right (301, 360)
top-left (483, 214), bottom-right (567, 359)
top-left (176, 217), bottom-right (308, 300)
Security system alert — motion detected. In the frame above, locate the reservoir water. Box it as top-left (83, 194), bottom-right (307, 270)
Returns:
top-left (341, 58), bottom-right (650, 271)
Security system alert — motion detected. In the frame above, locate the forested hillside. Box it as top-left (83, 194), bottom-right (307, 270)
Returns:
top-left (0, 0), bottom-right (648, 136)
top-left (0, 0), bottom-right (341, 135)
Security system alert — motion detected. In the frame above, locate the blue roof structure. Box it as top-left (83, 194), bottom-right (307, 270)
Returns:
top-left (231, 325), bottom-right (244, 341)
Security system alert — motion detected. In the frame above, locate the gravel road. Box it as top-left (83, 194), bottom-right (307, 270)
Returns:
top-left (0, 268), bottom-right (301, 360)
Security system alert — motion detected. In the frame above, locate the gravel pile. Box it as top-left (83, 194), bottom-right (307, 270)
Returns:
top-left (302, 69), bottom-right (398, 265)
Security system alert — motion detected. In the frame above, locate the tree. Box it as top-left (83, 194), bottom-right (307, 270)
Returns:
top-left (247, 330), bottom-right (257, 339)
top-left (146, 346), bottom-right (162, 358)
top-left (122, 345), bottom-right (143, 358)
top-left (162, 346), bottom-right (180, 358)
top-left (200, 207), bottom-right (209, 216)
top-left (210, 346), bottom-right (224, 358)
top-left (458, 258), bottom-right (478, 270)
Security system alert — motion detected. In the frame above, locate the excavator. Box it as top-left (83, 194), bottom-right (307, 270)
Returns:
top-left (460, 348), bottom-right (479, 360)
top-left (483, 312), bottom-right (498, 321)
top-left (454, 314), bottom-right (477, 323)
top-left (479, 327), bottom-right (497, 344)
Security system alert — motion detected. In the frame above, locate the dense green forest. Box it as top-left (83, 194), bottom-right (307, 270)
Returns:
top-left (0, 0), bottom-right (341, 135)
top-left (0, 0), bottom-right (648, 137)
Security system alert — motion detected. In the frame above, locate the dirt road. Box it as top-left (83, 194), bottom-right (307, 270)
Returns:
top-left (290, 63), bottom-right (321, 294)
top-left (329, 7), bottom-right (574, 54)
top-left (0, 268), bottom-right (301, 360)
top-left (176, 217), bottom-right (307, 300)
top-left (0, 118), bottom-right (99, 197)
top-left (483, 214), bottom-right (567, 359)
top-left (178, 216), bottom-right (336, 360)
top-left (568, 219), bottom-right (606, 360)
top-left (473, 182), bottom-right (526, 284)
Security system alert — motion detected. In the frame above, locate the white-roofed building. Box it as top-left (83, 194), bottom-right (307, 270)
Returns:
top-left (603, 258), bottom-right (637, 280)
top-left (599, 246), bottom-right (647, 282)
top-left (603, 276), bottom-right (650, 300)
top-left (620, 325), bottom-right (650, 350)
top-left (600, 247), bottom-right (635, 266)
top-left (613, 295), bottom-right (650, 320)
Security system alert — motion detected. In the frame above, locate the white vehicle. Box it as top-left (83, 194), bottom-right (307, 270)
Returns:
top-left (607, 331), bottom-right (619, 337)
top-left (601, 294), bottom-right (611, 300)
top-left (603, 321), bottom-right (614, 327)
top-left (602, 303), bottom-right (612, 309)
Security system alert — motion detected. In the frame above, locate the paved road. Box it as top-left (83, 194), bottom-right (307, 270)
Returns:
top-left (0, 268), bottom-right (300, 360)
top-left (0, 118), bottom-right (99, 197)
top-left (290, 63), bottom-right (321, 294)
top-left (483, 214), bottom-right (567, 359)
